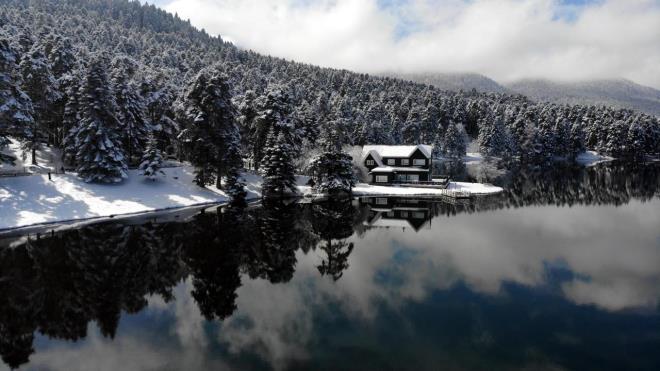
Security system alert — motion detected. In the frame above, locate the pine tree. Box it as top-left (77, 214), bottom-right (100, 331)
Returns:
top-left (604, 120), bottom-right (628, 157)
top-left (443, 121), bottom-right (467, 159)
top-left (138, 135), bottom-right (165, 181)
top-left (478, 116), bottom-right (510, 158)
top-left (309, 147), bottom-right (355, 195)
top-left (61, 77), bottom-right (82, 166)
top-left (19, 42), bottom-right (60, 164)
top-left (224, 145), bottom-right (247, 208)
top-left (568, 122), bottom-right (585, 160)
top-left (261, 129), bottom-right (297, 198)
top-left (178, 69), bottom-right (240, 188)
top-left (74, 55), bottom-right (127, 183)
top-left (251, 86), bottom-right (296, 169)
top-left (626, 120), bottom-right (646, 161)
top-left (110, 56), bottom-right (150, 164)
top-left (0, 36), bottom-right (34, 164)
top-left (553, 118), bottom-right (571, 159)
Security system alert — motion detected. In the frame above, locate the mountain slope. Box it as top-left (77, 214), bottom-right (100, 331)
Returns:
top-left (505, 79), bottom-right (660, 116)
top-left (391, 72), bottom-right (508, 94)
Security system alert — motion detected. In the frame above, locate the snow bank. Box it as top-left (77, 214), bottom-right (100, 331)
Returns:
top-left (0, 168), bottom-right (312, 230)
top-left (576, 151), bottom-right (614, 166)
top-left (338, 182), bottom-right (503, 198)
top-left (447, 181), bottom-right (503, 195)
top-left (0, 167), bottom-right (237, 230)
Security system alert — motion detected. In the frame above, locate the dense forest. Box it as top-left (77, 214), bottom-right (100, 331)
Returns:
top-left (0, 0), bottom-right (659, 193)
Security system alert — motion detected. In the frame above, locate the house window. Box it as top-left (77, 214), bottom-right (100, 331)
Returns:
top-left (413, 159), bottom-right (426, 166)
top-left (407, 174), bottom-right (419, 182)
top-left (401, 159), bottom-right (409, 165)
top-left (375, 175), bottom-right (388, 183)
top-left (376, 198), bottom-right (388, 205)
top-left (400, 211), bottom-right (409, 218)
top-left (366, 159), bottom-right (375, 166)
top-left (386, 212), bottom-right (395, 217)
top-left (396, 174), bottom-right (407, 181)
top-left (387, 159), bottom-right (396, 165)
top-left (413, 212), bottom-right (425, 219)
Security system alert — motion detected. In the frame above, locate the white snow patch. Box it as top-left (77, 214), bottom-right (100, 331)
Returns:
top-left (464, 152), bottom-right (485, 164)
top-left (447, 182), bottom-right (503, 195)
top-left (0, 166), bottom-right (231, 230)
top-left (326, 182), bottom-right (503, 197)
top-left (0, 137), bottom-right (63, 174)
top-left (576, 151), bottom-right (614, 166)
top-left (0, 168), bottom-right (312, 230)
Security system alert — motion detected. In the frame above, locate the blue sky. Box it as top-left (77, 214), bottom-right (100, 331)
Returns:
top-left (145, 0), bottom-right (660, 87)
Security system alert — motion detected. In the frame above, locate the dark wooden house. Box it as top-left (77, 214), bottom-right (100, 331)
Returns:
top-left (361, 145), bottom-right (433, 184)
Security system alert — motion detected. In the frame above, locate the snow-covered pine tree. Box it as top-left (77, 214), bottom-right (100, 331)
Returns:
top-left (236, 89), bottom-right (258, 164)
top-left (520, 124), bottom-right (547, 165)
top-left (138, 135), bottom-right (165, 181)
top-left (568, 122), bottom-right (586, 160)
top-left (261, 129), bottom-right (297, 198)
top-left (251, 85), bottom-right (296, 170)
top-left (553, 117), bottom-right (571, 159)
top-left (309, 123), bottom-right (356, 194)
top-left (61, 74), bottom-right (82, 166)
top-left (478, 116), bottom-right (510, 158)
top-left (178, 69), bottom-right (240, 188)
top-left (309, 151), bottom-right (355, 195)
top-left (442, 121), bottom-right (467, 159)
top-left (74, 55), bottom-right (127, 183)
top-left (224, 144), bottom-right (247, 208)
top-left (140, 70), bottom-right (178, 156)
top-left (19, 42), bottom-right (60, 164)
top-left (0, 35), bottom-right (34, 164)
top-left (110, 56), bottom-right (150, 165)
top-left (626, 119), bottom-right (646, 161)
top-left (604, 120), bottom-right (628, 157)
top-left (402, 105), bottom-right (423, 144)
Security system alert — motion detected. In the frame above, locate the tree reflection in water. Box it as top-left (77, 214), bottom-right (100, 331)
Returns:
top-left (0, 162), bottom-right (658, 369)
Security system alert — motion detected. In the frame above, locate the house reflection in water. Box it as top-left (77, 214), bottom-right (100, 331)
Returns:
top-left (360, 197), bottom-right (433, 232)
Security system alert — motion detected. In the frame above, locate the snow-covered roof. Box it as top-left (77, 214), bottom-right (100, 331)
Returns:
top-left (370, 218), bottom-right (415, 229)
top-left (365, 214), bottom-right (430, 230)
top-left (369, 166), bottom-right (429, 173)
top-left (362, 145), bottom-right (433, 162)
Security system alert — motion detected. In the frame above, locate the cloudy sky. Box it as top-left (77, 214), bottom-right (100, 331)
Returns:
top-left (148, 0), bottom-right (660, 88)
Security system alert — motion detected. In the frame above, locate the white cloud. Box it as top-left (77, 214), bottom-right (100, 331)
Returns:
top-left (162, 0), bottom-right (660, 88)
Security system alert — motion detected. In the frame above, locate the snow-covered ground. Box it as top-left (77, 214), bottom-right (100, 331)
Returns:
top-left (446, 181), bottom-right (503, 195)
top-left (298, 182), bottom-right (503, 198)
top-left (0, 167), bottom-right (313, 230)
top-left (0, 138), bottom-right (63, 174)
top-left (0, 167), bottom-right (254, 230)
top-left (576, 151), bottom-right (614, 166)
top-left (463, 152), bottom-right (485, 164)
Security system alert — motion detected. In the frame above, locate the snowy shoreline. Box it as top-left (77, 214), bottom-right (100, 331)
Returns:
top-left (1, 166), bottom-right (502, 231)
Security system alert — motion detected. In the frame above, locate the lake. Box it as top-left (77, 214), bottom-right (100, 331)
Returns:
top-left (1, 162), bottom-right (659, 371)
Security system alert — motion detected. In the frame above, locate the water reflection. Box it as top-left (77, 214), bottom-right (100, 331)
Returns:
top-left (0, 162), bottom-right (659, 370)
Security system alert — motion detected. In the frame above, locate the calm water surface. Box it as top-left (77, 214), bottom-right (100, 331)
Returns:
top-left (1, 163), bottom-right (659, 371)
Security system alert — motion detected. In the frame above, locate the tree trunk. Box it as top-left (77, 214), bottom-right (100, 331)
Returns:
top-left (32, 147), bottom-right (37, 165)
